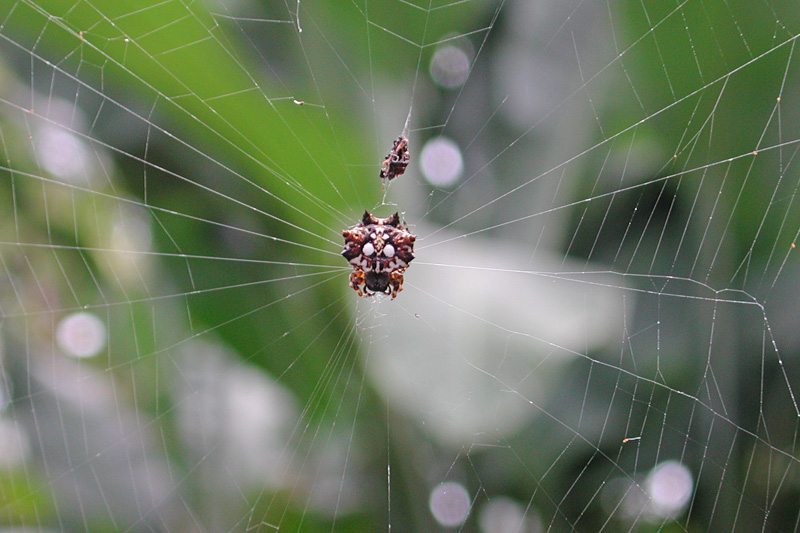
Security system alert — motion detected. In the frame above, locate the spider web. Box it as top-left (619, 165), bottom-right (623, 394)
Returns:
top-left (0, 0), bottom-right (799, 531)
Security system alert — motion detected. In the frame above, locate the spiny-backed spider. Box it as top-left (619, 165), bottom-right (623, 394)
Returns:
top-left (342, 211), bottom-right (416, 298)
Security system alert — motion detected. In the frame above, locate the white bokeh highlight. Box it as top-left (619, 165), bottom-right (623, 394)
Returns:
top-left (645, 460), bottom-right (694, 520)
top-left (429, 481), bottom-right (471, 527)
top-left (430, 45), bottom-right (471, 89)
top-left (479, 496), bottom-right (541, 533)
top-left (36, 126), bottom-right (93, 184)
top-left (56, 312), bottom-right (107, 359)
top-left (601, 460), bottom-right (694, 524)
top-left (420, 137), bottom-right (464, 187)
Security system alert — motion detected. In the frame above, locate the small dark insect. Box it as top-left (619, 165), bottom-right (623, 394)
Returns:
top-left (379, 136), bottom-right (410, 180)
top-left (342, 211), bottom-right (416, 299)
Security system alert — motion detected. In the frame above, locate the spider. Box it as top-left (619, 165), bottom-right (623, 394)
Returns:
top-left (342, 211), bottom-right (416, 298)
top-left (379, 136), bottom-right (410, 180)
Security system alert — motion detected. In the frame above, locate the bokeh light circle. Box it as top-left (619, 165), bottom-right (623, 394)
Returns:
top-left (429, 481), bottom-right (471, 527)
top-left (645, 460), bottom-right (693, 519)
top-left (56, 312), bottom-right (107, 358)
top-left (430, 45), bottom-right (471, 89)
top-left (420, 136), bottom-right (464, 187)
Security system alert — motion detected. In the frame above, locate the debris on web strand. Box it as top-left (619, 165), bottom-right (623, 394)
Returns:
top-left (379, 135), bottom-right (410, 181)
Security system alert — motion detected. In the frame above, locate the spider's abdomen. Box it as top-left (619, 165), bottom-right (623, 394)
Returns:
top-left (364, 271), bottom-right (390, 293)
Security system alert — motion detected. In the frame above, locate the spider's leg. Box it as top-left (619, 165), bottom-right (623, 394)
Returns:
top-left (389, 269), bottom-right (405, 299)
top-left (350, 270), bottom-right (366, 297)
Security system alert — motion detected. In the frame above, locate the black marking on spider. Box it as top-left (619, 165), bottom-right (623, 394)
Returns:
top-left (379, 136), bottom-right (410, 180)
top-left (342, 211), bottom-right (416, 299)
